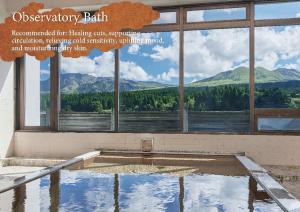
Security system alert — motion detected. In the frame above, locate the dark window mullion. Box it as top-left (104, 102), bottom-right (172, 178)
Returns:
top-left (50, 49), bottom-right (59, 131)
top-left (179, 7), bottom-right (185, 132)
top-left (249, 2), bottom-right (255, 134)
top-left (115, 49), bottom-right (120, 132)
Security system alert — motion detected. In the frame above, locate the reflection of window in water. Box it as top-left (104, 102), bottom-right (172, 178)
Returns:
top-left (258, 118), bottom-right (300, 131)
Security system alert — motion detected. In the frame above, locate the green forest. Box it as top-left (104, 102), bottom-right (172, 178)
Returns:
top-left (41, 85), bottom-right (300, 113)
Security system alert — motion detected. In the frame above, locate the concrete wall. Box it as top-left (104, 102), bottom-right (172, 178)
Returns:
top-left (14, 132), bottom-right (300, 166)
top-left (0, 1), bottom-right (15, 158)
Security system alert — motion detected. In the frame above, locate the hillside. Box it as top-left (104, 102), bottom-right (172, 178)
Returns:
top-left (189, 67), bottom-right (300, 87)
top-left (41, 73), bottom-right (168, 93)
top-left (41, 67), bottom-right (300, 93)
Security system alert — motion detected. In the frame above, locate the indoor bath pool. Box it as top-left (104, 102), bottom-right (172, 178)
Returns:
top-left (0, 154), bottom-right (283, 211)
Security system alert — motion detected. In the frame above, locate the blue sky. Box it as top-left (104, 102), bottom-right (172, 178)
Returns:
top-left (255, 2), bottom-right (300, 19)
top-left (187, 8), bottom-right (246, 22)
top-left (41, 2), bottom-right (300, 84)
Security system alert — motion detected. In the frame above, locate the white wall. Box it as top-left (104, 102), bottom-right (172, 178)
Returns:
top-left (24, 55), bottom-right (41, 126)
top-left (0, 1), bottom-right (15, 158)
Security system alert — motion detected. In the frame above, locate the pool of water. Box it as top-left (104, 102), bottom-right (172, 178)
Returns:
top-left (0, 155), bottom-right (283, 211)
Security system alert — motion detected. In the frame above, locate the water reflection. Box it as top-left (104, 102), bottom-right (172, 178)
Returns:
top-left (179, 177), bottom-right (184, 212)
top-left (114, 174), bottom-right (119, 212)
top-left (49, 172), bottom-right (60, 212)
top-left (12, 185), bottom-right (26, 212)
top-left (0, 170), bottom-right (283, 211)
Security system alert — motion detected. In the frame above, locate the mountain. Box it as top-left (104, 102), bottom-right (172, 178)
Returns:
top-left (41, 73), bottom-right (168, 93)
top-left (274, 68), bottom-right (300, 80)
top-left (189, 67), bottom-right (300, 87)
top-left (41, 67), bottom-right (300, 93)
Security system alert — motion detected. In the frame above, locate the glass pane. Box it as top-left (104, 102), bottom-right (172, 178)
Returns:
top-left (119, 32), bottom-right (179, 132)
top-left (59, 49), bottom-right (114, 131)
top-left (255, 2), bottom-right (300, 20)
top-left (258, 118), bottom-right (300, 131)
top-left (184, 28), bottom-right (250, 132)
top-left (152, 12), bottom-right (177, 24)
top-left (25, 56), bottom-right (50, 127)
top-left (187, 7), bottom-right (246, 22)
top-left (255, 26), bottom-right (300, 109)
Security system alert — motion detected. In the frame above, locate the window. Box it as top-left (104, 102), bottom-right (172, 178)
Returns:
top-left (152, 12), bottom-right (177, 24)
top-left (59, 49), bottom-right (115, 131)
top-left (255, 2), bottom-right (300, 20)
top-left (184, 28), bottom-right (250, 132)
top-left (187, 7), bottom-right (246, 23)
top-left (24, 56), bottom-right (50, 127)
top-left (18, 2), bottom-right (300, 134)
top-left (258, 118), bottom-right (300, 131)
top-left (119, 32), bottom-right (179, 132)
top-left (255, 26), bottom-right (300, 109)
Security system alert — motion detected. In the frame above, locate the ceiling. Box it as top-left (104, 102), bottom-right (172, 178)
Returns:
top-left (4, 0), bottom-right (246, 13)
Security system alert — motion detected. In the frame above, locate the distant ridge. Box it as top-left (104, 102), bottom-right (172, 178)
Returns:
top-left (189, 67), bottom-right (300, 87)
top-left (41, 67), bottom-right (300, 92)
top-left (41, 73), bottom-right (168, 93)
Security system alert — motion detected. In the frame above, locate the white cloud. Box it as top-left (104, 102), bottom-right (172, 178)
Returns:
top-left (143, 29), bottom-right (249, 80)
top-left (147, 26), bottom-right (300, 81)
top-left (156, 68), bottom-right (178, 82)
top-left (153, 12), bottom-right (176, 24)
top-left (150, 32), bottom-right (179, 63)
top-left (120, 61), bottom-right (153, 81)
top-left (184, 175), bottom-right (249, 211)
top-left (128, 44), bottom-right (140, 54)
top-left (94, 51), bottom-right (115, 77)
top-left (184, 29), bottom-right (249, 79)
top-left (40, 69), bottom-right (50, 79)
top-left (187, 8), bottom-right (243, 22)
top-left (61, 52), bottom-right (153, 81)
top-left (255, 52), bottom-right (278, 70)
top-left (61, 56), bottom-right (97, 76)
top-left (61, 26), bottom-right (300, 83)
top-left (61, 52), bottom-right (115, 77)
top-left (296, 13), bottom-right (300, 18)
top-left (58, 171), bottom-right (115, 212)
top-left (282, 63), bottom-right (298, 69)
top-left (222, 8), bottom-right (244, 14)
top-left (130, 32), bottom-right (161, 41)
top-left (187, 10), bottom-right (204, 22)
top-left (255, 26), bottom-right (300, 70)
top-left (120, 174), bottom-right (178, 212)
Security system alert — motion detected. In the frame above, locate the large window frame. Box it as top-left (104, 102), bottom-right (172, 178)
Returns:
top-left (16, 0), bottom-right (300, 135)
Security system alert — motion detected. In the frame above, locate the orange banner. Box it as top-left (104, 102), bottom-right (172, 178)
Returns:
top-left (0, 2), bottom-right (160, 61)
